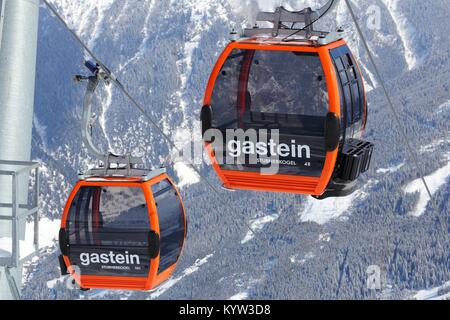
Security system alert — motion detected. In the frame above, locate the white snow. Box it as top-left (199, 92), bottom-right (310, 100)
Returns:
top-left (173, 0), bottom-right (228, 111)
top-left (241, 213), bottom-right (279, 244)
top-left (376, 162), bottom-right (405, 174)
top-left (171, 128), bottom-right (201, 188)
top-left (290, 251), bottom-right (315, 265)
top-left (49, 0), bottom-right (115, 50)
top-left (419, 139), bottom-right (447, 154)
top-left (148, 254), bottom-right (213, 299)
top-left (174, 162), bottom-right (200, 188)
top-left (227, 273), bottom-right (267, 300)
top-left (167, 1), bottom-right (231, 176)
top-left (436, 100), bottom-right (450, 115)
top-left (46, 275), bottom-right (67, 289)
top-left (0, 238), bottom-right (35, 259)
top-left (30, 218), bottom-right (61, 249)
top-left (300, 178), bottom-right (381, 225)
top-left (381, 0), bottom-right (420, 70)
top-left (228, 291), bottom-right (249, 300)
top-left (177, 33), bottom-right (202, 106)
top-left (300, 191), bottom-right (366, 225)
top-left (404, 163), bottom-right (450, 217)
top-left (414, 281), bottom-right (450, 300)
top-left (118, 0), bottom-right (156, 72)
top-left (256, 0), bottom-right (285, 11)
top-left (33, 116), bottom-right (49, 154)
top-left (361, 64), bottom-right (378, 92)
top-left (0, 218), bottom-right (60, 259)
top-left (318, 233), bottom-right (331, 242)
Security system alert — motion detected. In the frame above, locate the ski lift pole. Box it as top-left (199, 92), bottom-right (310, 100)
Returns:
top-left (0, 0), bottom-right (6, 51)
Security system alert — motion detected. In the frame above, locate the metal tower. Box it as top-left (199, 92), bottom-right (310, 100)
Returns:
top-left (0, 0), bottom-right (40, 300)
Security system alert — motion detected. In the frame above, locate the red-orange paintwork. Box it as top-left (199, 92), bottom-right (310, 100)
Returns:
top-left (61, 173), bottom-right (187, 291)
top-left (203, 38), bottom-right (365, 196)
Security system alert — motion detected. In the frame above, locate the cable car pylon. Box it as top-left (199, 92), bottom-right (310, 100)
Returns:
top-left (0, 0), bottom-right (40, 300)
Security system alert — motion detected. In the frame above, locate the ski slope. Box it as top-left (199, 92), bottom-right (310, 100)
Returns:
top-left (404, 163), bottom-right (450, 217)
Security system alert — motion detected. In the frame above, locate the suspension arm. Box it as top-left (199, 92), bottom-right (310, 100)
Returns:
top-left (81, 75), bottom-right (105, 160)
top-left (78, 63), bottom-right (142, 167)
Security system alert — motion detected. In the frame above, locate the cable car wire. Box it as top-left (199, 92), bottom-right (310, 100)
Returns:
top-left (282, 0), bottom-right (336, 42)
top-left (41, 0), bottom-right (443, 295)
top-left (42, 0), bottom-right (218, 195)
top-left (282, 1), bottom-right (443, 290)
top-left (277, 1), bottom-right (444, 295)
top-left (42, 1), bottom-right (372, 270)
top-left (41, 0), bottom-right (276, 256)
top-left (343, 0), bottom-right (438, 212)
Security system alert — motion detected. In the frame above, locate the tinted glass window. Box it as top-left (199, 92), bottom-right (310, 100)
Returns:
top-left (211, 49), bottom-right (329, 129)
top-left (352, 82), bottom-right (361, 122)
top-left (210, 49), bottom-right (329, 177)
top-left (331, 46), bottom-right (365, 139)
top-left (152, 180), bottom-right (185, 274)
top-left (210, 51), bottom-right (242, 129)
top-left (344, 84), bottom-right (353, 128)
top-left (66, 186), bottom-right (151, 277)
top-left (248, 51), bottom-right (328, 116)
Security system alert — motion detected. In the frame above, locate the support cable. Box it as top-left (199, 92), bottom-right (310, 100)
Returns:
top-left (344, 0), bottom-right (439, 212)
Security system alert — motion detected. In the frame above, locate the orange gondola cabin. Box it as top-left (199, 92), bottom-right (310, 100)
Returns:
top-left (59, 168), bottom-right (187, 291)
top-left (201, 7), bottom-right (373, 199)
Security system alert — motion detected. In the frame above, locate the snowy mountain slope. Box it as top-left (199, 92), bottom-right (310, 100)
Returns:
top-left (20, 0), bottom-right (450, 300)
top-left (381, 0), bottom-right (425, 70)
top-left (404, 148), bottom-right (450, 217)
top-left (413, 281), bottom-right (450, 300)
top-left (241, 213), bottom-right (280, 244)
top-left (148, 254), bottom-right (213, 300)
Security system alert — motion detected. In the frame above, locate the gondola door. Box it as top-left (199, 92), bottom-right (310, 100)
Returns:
top-left (150, 177), bottom-right (187, 287)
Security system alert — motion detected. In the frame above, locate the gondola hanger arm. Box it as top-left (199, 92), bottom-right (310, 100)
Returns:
top-left (243, 0), bottom-right (341, 43)
top-left (255, 0), bottom-right (339, 23)
top-left (75, 61), bottom-right (142, 168)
